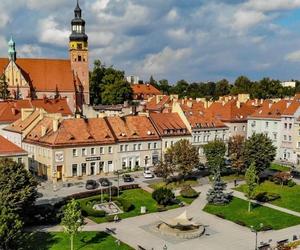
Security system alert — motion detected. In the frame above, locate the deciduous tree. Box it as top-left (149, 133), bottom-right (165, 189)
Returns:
top-left (61, 199), bottom-right (84, 250)
top-left (245, 162), bottom-right (258, 212)
top-left (228, 135), bottom-right (245, 173)
top-left (0, 74), bottom-right (10, 100)
top-left (203, 140), bottom-right (226, 174)
top-left (242, 133), bottom-right (276, 173)
top-left (165, 139), bottom-right (199, 177)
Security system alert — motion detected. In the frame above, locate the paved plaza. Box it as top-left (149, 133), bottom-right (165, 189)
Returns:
top-left (38, 183), bottom-right (300, 250)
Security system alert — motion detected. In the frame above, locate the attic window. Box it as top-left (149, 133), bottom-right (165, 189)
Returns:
top-left (105, 134), bottom-right (111, 138)
top-left (268, 111), bottom-right (272, 115)
top-left (132, 131), bottom-right (138, 136)
top-left (120, 132), bottom-right (126, 137)
top-left (88, 135), bottom-right (94, 140)
top-left (69, 136), bottom-right (75, 140)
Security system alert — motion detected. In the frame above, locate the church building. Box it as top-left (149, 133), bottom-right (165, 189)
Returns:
top-left (0, 1), bottom-right (89, 113)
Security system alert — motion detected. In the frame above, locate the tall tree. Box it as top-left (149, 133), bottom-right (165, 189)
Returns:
top-left (165, 139), bottom-right (199, 178)
top-left (242, 133), bottom-right (276, 173)
top-left (231, 75), bottom-right (252, 94)
top-left (89, 60), bottom-right (105, 105)
top-left (61, 199), bottom-right (84, 250)
top-left (228, 135), bottom-right (245, 174)
top-left (0, 205), bottom-right (24, 250)
top-left (158, 79), bottom-right (171, 95)
top-left (0, 158), bottom-right (37, 214)
top-left (203, 140), bottom-right (226, 175)
top-left (172, 80), bottom-right (189, 98)
top-left (215, 79), bottom-right (230, 97)
top-left (149, 75), bottom-right (159, 89)
top-left (245, 162), bottom-right (258, 212)
top-left (0, 74), bottom-right (10, 100)
top-left (153, 160), bottom-right (174, 181)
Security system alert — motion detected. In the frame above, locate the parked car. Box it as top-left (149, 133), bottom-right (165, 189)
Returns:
top-left (85, 180), bottom-right (97, 190)
top-left (143, 170), bottom-right (154, 179)
top-left (99, 178), bottom-right (112, 186)
top-left (123, 174), bottom-right (134, 182)
top-left (291, 170), bottom-right (300, 179)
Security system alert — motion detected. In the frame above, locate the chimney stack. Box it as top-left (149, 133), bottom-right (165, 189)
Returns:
top-left (53, 119), bottom-right (59, 132)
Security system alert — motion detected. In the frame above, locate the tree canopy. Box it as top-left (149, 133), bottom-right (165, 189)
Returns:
top-left (242, 133), bottom-right (276, 173)
top-left (203, 140), bottom-right (226, 174)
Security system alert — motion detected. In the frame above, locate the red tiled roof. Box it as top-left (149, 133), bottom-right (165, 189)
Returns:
top-left (106, 116), bottom-right (160, 142)
top-left (0, 58), bottom-right (75, 92)
top-left (0, 98), bottom-right (72, 123)
top-left (132, 84), bottom-right (161, 95)
top-left (250, 99), bottom-right (289, 119)
top-left (25, 118), bottom-right (116, 147)
top-left (146, 96), bottom-right (170, 111)
top-left (206, 99), bottom-right (257, 122)
top-left (186, 114), bottom-right (227, 129)
top-left (150, 112), bottom-right (190, 136)
top-left (0, 135), bottom-right (27, 156)
top-left (282, 100), bottom-right (300, 115)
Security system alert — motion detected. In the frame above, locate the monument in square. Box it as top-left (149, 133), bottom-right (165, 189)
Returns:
top-left (157, 210), bottom-right (205, 239)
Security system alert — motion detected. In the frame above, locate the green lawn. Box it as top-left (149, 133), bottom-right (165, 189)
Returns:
top-left (203, 197), bottom-right (300, 231)
top-left (148, 179), bottom-right (199, 190)
top-left (25, 232), bottom-right (133, 250)
top-left (269, 163), bottom-right (291, 172)
top-left (236, 181), bottom-right (300, 213)
top-left (79, 189), bottom-right (197, 223)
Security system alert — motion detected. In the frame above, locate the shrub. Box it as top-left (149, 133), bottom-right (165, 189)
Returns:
top-left (287, 179), bottom-right (296, 187)
top-left (254, 192), bottom-right (280, 202)
top-left (80, 197), bottom-right (106, 217)
top-left (180, 185), bottom-right (199, 198)
top-left (116, 198), bottom-right (134, 212)
top-left (152, 188), bottom-right (175, 206)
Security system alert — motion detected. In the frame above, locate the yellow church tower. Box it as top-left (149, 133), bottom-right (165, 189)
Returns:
top-left (69, 0), bottom-right (89, 105)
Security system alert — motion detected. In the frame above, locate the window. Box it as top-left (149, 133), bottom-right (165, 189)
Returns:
top-left (265, 122), bottom-right (269, 128)
top-left (78, 55), bottom-right (82, 62)
top-left (120, 145), bottom-right (124, 152)
top-left (242, 126), bottom-right (246, 131)
top-left (99, 162), bottom-right (104, 172)
top-left (289, 124), bottom-right (292, 129)
top-left (289, 136), bottom-right (292, 141)
top-left (154, 143), bottom-right (157, 149)
top-left (148, 143), bottom-right (151, 149)
top-left (91, 148), bottom-right (95, 155)
top-left (81, 163), bottom-right (86, 175)
top-left (72, 164), bottom-right (78, 176)
top-left (298, 142), bottom-right (300, 148)
top-left (251, 121), bottom-right (256, 127)
top-left (82, 148), bottom-right (87, 156)
top-left (108, 146), bottom-right (112, 154)
top-left (90, 162), bottom-right (96, 175)
top-left (234, 126), bottom-right (237, 131)
top-left (133, 144), bottom-right (137, 151)
top-left (138, 144), bottom-right (141, 150)
top-left (284, 123), bottom-right (288, 129)
top-left (100, 147), bottom-right (104, 154)
top-left (171, 141), bottom-right (174, 146)
top-left (165, 141), bottom-right (168, 148)
top-left (125, 145), bottom-right (128, 151)
top-left (284, 135), bottom-right (287, 141)
top-left (17, 158), bottom-right (22, 164)
top-left (273, 133), bottom-right (277, 140)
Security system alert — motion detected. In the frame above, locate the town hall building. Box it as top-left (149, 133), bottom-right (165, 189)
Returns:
top-left (0, 1), bottom-right (89, 113)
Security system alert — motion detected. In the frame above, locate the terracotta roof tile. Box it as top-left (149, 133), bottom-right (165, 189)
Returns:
top-left (106, 116), bottom-right (160, 142)
top-left (0, 135), bottom-right (27, 156)
top-left (186, 114), bottom-right (227, 129)
top-left (132, 84), bottom-right (161, 96)
top-left (250, 99), bottom-right (289, 119)
top-left (0, 98), bottom-right (72, 123)
top-left (150, 113), bottom-right (190, 136)
top-left (0, 58), bottom-right (75, 92)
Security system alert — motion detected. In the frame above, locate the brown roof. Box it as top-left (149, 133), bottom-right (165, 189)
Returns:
top-left (0, 135), bottom-right (27, 156)
top-left (186, 114), bottom-right (227, 129)
top-left (282, 100), bottom-right (300, 116)
top-left (250, 100), bottom-right (289, 119)
top-left (25, 118), bottom-right (116, 147)
top-left (106, 116), bottom-right (160, 142)
top-left (206, 99), bottom-right (257, 122)
top-left (146, 96), bottom-right (170, 111)
top-left (150, 112), bottom-right (190, 136)
top-left (132, 84), bottom-right (161, 96)
top-left (0, 58), bottom-right (75, 92)
top-left (0, 98), bottom-right (72, 123)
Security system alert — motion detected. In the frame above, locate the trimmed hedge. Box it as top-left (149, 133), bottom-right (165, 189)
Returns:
top-left (152, 188), bottom-right (175, 206)
top-left (254, 192), bottom-right (280, 202)
top-left (116, 198), bottom-right (134, 212)
top-left (80, 196), bottom-right (106, 218)
top-left (180, 185), bottom-right (199, 198)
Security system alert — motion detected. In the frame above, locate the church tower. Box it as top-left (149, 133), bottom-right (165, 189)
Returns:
top-left (69, 0), bottom-right (89, 105)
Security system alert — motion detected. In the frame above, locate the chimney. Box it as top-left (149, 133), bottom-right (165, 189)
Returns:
top-left (187, 101), bottom-right (192, 108)
top-left (11, 107), bottom-right (16, 115)
top-left (236, 101), bottom-right (241, 109)
top-left (53, 119), bottom-right (59, 132)
top-left (21, 108), bottom-right (34, 121)
top-left (41, 126), bottom-right (47, 137)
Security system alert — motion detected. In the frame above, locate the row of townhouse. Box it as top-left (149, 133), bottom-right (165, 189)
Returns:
top-left (247, 97), bottom-right (300, 166)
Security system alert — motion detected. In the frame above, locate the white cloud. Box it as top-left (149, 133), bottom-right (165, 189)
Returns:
top-left (92, 0), bottom-right (110, 11)
top-left (38, 16), bottom-right (69, 47)
top-left (89, 31), bottom-right (114, 47)
top-left (166, 8), bottom-right (179, 22)
top-left (138, 47), bottom-right (192, 75)
top-left (167, 28), bottom-right (190, 41)
top-left (285, 50), bottom-right (300, 62)
top-left (245, 0), bottom-right (300, 12)
top-left (18, 44), bottom-right (42, 58)
top-left (231, 9), bottom-right (267, 31)
top-left (26, 0), bottom-right (69, 10)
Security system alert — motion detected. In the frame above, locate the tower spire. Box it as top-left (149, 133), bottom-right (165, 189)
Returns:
top-left (8, 36), bottom-right (16, 61)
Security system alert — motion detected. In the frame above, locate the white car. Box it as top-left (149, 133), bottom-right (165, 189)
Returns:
top-left (143, 170), bottom-right (154, 179)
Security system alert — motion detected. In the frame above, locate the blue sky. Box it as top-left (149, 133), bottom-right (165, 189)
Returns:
top-left (2, 0), bottom-right (300, 83)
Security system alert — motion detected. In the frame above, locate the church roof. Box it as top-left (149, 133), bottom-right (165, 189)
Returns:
top-left (0, 58), bottom-right (76, 92)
